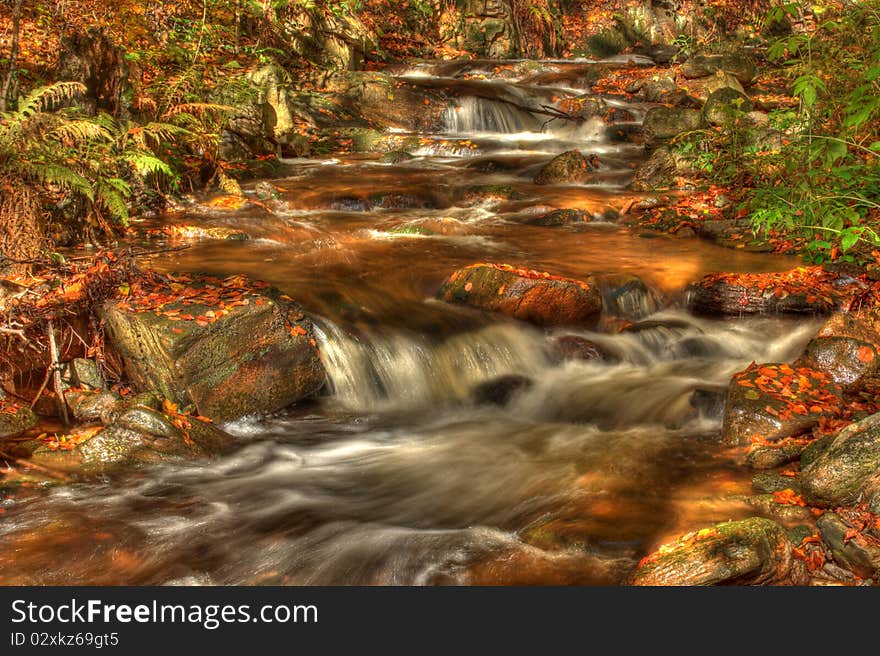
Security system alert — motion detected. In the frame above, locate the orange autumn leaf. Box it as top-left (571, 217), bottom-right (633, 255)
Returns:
top-left (857, 345), bottom-right (875, 363)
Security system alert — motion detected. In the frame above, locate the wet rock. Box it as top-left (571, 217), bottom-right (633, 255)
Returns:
top-left (817, 512), bottom-right (880, 580)
top-left (462, 184), bottom-right (525, 206)
top-left (471, 375), bottom-right (533, 406)
top-left (639, 76), bottom-right (685, 104)
top-left (629, 518), bottom-right (806, 586)
top-left (746, 440), bottom-right (807, 470)
top-left (328, 196), bottom-right (373, 212)
top-left (533, 150), bottom-right (599, 185)
top-left (0, 398), bottom-right (38, 439)
top-left (681, 53), bottom-right (757, 85)
top-left (800, 433), bottom-right (835, 469)
top-left (800, 412), bottom-right (880, 508)
top-left (60, 358), bottom-right (105, 390)
top-left (686, 69), bottom-right (746, 101)
top-left (703, 87), bottom-right (755, 126)
top-left (100, 283), bottom-right (325, 422)
top-left (642, 107), bottom-right (703, 144)
top-left (438, 263), bottom-right (602, 328)
top-left (796, 312), bottom-right (880, 395)
top-left (743, 494), bottom-right (814, 523)
top-left (604, 123), bottom-right (644, 144)
top-left (576, 96), bottom-right (609, 119)
top-left (596, 274), bottom-right (659, 321)
top-left (752, 472), bottom-right (801, 494)
top-left (116, 407), bottom-right (184, 440)
top-left (550, 335), bottom-right (616, 363)
top-left (722, 363), bottom-right (842, 446)
top-left (526, 209), bottom-right (588, 226)
top-left (690, 386), bottom-right (727, 421)
top-left (605, 107), bottom-right (636, 123)
top-left (64, 389), bottom-right (121, 423)
top-left (31, 415), bottom-right (234, 474)
top-left (688, 274), bottom-right (837, 316)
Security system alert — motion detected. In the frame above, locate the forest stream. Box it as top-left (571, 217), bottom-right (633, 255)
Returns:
top-left (2, 58), bottom-right (831, 585)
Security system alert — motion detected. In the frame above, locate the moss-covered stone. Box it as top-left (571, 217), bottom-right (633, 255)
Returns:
top-left (801, 412), bottom-right (880, 507)
top-left (817, 512), bottom-right (880, 579)
top-left (796, 312), bottom-right (880, 395)
top-left (100, 284), bottom-right (325, 422)
top-left (629, 517), bottom-right (806, 586)
top-left (703, 87), bottom-right (755, 126)
top-left (0, 401), bottom-right (38, 439)
top-left (681, 53), bottom-right (757, 85)
top-left (643, 107), bottom-right (703, 144)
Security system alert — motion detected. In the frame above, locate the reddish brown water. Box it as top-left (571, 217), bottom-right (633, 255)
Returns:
top-left (0, 59), bottom-right (817, 585)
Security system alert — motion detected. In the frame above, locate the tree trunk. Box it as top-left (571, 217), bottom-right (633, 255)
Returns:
top-left (0, 0), bottom-right (24, 112)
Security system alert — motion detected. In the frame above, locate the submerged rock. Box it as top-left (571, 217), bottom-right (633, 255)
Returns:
top-left (101, 276), bottom-right (325, 422)
top-left (438, 263), bottom-right (602, 328)
top-left (722, 363), bottom-right (842, 445)
top-left (629, 518), bottom-right (806, 586)
top-left (533, 150), bottom-right (599, 185)
top-left (526, 208), bottom-right (588, 226)
top-left (550, 335), bottom-right (616, 364)
top-left (800, 412), bottom-right (880, 508)
top-left (471, 375), bottom-right (533, 406)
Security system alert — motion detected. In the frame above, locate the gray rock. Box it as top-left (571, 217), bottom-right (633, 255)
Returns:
top-left (681, 53), bottom-right (757, 85)
top-left (703, 87), bottom-right (755, 126)
top-left (643, 107), bottom-right (703, 144)
top-left (817, 512), bottom-right (880, 580)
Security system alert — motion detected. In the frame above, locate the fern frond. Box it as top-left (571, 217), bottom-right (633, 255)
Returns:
top-left (125, 151), bottom-right (175, 178)
top-left (162, 103), bottom-right (233, 120)
top-left (95, 181), bottom-right (130, 226)
top-left (19, 161), bottom-right (94, 200)
top-left (16, 82), bottom-right (86, 121)
top-left (46, 120), bottom-right (113, 146)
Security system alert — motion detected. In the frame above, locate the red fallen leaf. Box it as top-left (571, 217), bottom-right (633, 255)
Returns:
top-left (758, 367), bottom-right (778, 378)
top-left (857, 345), bottom-right (875, 363)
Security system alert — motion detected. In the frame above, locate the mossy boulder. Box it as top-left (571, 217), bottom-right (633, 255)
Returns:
top-left (796, 312), bottom-right (880, 395)
top-left (0, 399), bottom-right (38, 439)
top-left (629, 518), bottom-right (806, 586)
top-left (703, 87), bottom-right (754, 126)
top-left (438, 264), bottom-right (602, 328)
top-left (630, 147), bottom-right (685, 191)
top-left (722, 363), bottom-right (842, 445)
top-left (100, 278), bottom-right (325, 422)
top-left (801, 412), bottom-right (880, 508)
top-left (681, 53), bottom-right (757, 85)
top-left (533, 150), bottom-right (599, 185)
top-left (642, 107), bottom-right (703, 144)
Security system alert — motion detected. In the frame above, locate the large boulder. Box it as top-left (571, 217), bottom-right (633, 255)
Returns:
top-left (0, 396), bottom-right (38, 439)
top-left (533, 150), bottom-right (599, 185)
top-left (438, 263), bottom-right (602, 328)
top-left (681, 53), bottom-right (757, 85)
top-left (688, 271), bottom-right (839, 316)
top-left (642, 107), bottom-right (703, 144)
top-left (801, 412), bottom-right (880, 509)
top-left (629, 518), bottom-right (806, 585)
top-left (796, 312), bottom-right (880, 395)
top-left (100, 274), bottom-right (325, 422)
top-left (703, 87), bottom-right (755, 126)
top-left (722, 363), bottom-right (842, 445)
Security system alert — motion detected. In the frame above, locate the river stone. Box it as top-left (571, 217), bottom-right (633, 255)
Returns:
top-left (527, 209), bottom-right (587, 226)
top-left (438, 264), bottom-right (602, 328)
top-left (703, 87), bottom-right (754, 126)
top-left (533, 150), bottom-right (599, 185)
top-left (380, 150), bottom-right (415, 164)
top-left (628, 518), bottom-right (806, 586)
top-left (687, 70), bottom-right (746, 101)
top-left (722, 364), bottom-right (842, 446)
top-left (753, 472), bottom-right (801, 494)
top-left (800, 412), bottom-right (880, 508)
top-left (688, 275), bottom-right (837, 316)
top-left (605, 123), bottom-right (645, 144)
top-left (100, 284), bottom-right (325, 422)
top-left (680, 53), bottom-right (757, 85)
top-left (595, 274), bottom-right (658, 321)
top-left (471, 375), bottom-right (533, 406)
top-left (746, 440), bottom-right (806, 470)
top-left (817, 512), bottom-right (880, 580)
top-left (642, 107), bottom-right (703, 144)
top-left (116, 407), bottom-right (184, 439)
top-left (549, 335), bottom-right (617, 364)
top-left (631, 147), bottom-right (681, 191)
top-left (799, 433), bottom-right (835, 469)
top-left (640, 76), bottom-right (685, 104)
top-left (0, 399), bottom-right (38, 439)
top-left (796, 312), bottom-right (880, 395)
top-left (64, 388), bottom-right (121, 423)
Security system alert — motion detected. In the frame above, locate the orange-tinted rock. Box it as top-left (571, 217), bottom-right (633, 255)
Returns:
top-left (796, 312), bottom-right (880, 395)
top-left (438, 263), bottom-right (602, 328)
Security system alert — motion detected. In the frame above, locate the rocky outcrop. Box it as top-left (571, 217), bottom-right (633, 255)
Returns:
top-left (100, 275), bottom-right (325, 422)
top-left (629, 518), bottom-right (806, 586)
top-left (438, 263), bottom-right (602, 328)
top-left (533, 150), bottom-right (599, 185)
top-left (722, 363), bottom-right (842, 445)
top-left (800, 412), bottom-right (880, 509)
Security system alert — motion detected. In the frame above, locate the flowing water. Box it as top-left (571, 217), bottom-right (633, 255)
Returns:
top-left (0, 59), bottom-right (815, 585)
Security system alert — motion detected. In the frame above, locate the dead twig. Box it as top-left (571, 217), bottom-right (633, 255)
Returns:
top-left (0, 450), bottom-right (72, 482)
top-left (47, 319), bottom-right (69, 426)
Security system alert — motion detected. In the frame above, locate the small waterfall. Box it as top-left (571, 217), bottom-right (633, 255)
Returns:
top-left (313, 321), bottom-right (550, 412)
top-left (443, 97), bottom-right (541, 134)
